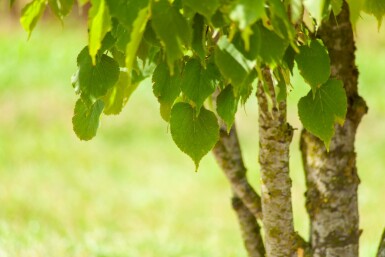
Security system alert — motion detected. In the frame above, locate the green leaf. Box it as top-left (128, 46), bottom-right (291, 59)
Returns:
top-left (258, 24), bottom-right (289, 65)
top-left (72, 98), bottom-right (104, 140)
top-left (143, 21), bottom-right (162, 47)
top-left (88, 0), bottom-right (111, 64)
top-left (170, 102), bottom-right (219, 170)
top-left (78, 0), bottom-right (89, 6)
top-left (20, 0), bottom-right (46, 37)
top-left (232, 23), bottom-right (261, 60)
top-left (105, 0), bottom-right (149, 28)
top-left (268, 0), bottom-right (296, 40)
top-left (346, 0), bottom-right (365, 26)
top-left (298, 79), bottom-right (347, 150)
top-left (229, 0), bottom-right (265, 30)
top-left (181, 59), bottom-right (218, 111)
top-left (290, 0), bottom-right (304, 23)
top-left (283, 46), bottom-right (296, 74)
top-left (364, 0), bottom-right (385, 28)
top-left (330, 0), bottom-right (343, 15)
top-left (295, 39), bottom-right (330, 92)
top-left (217, 85), bottom-right (239, 130)
top-left (183, 0), bottom-right (220, 18)
top-left (192, 14), bottom-right (206, 60)
top-left (152, 0), bottom-right (192, 71)
top-left (125, 6), bottom-right (150, 88)
top-left (102, 71), bottom-right (140, 115)
top-left (152, 62), bottom-right (182, 121)
top-left (77, 47), bottom-right (120, 98)
top-left (215, 36), bottom-right (255, 88)
top-left (303, 0), bottom-right (330, 24)
top-left (49, 0), bottom-right (74, 19)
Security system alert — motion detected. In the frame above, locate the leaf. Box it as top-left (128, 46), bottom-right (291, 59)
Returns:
top-left (125, 7), bottom-right (150, 90)
top-left (143, 21), bottom-right (161, 47)
top-left (102, 71), bottom-right (139, 115)
top-left (298, 79), bottom-right (347, 150)
top-left (88, 0), bottom-right (111, 64)
top-left (105, 0), bottom-right (149, 28)
top-left (268, 0), bottom-right (296, 40)
top-left (330, 0), bottom-right (343, 15)
top-left (295, 39), bottom-right (330, 92)
top-left (191, 14), bottom-right (206, 60)
top-left (232, 23), bottom-right (261, 60)
top-left (183, 0), bottom-right (220, 18)
top-left (20, 0), bottom-right (46, 37)
top-left (346, 0), bottom-right (365, 26)
top-left (170, 102), bottom-right (219, 170)
top-left (78, 0), bottom-right (89, 6)
top-left (283, 46), bottom-right (296, 74)
top-left (77, 47), bottom-right (120, 98)
top-left (258, 24), bottom-right (289, 65)
top-left (48, 0), bottom-right (74, 19)
top-left (152, 62), bottom-right (182, 121)
top-left (152, 0), bottom-right (192, 71)
top-left (215, 36), bottom-right (255, 88)
top-left (290, 0), bottom-right (304, 23)
top-left (181, 59), bottom-right (218, 111)
top-left (229, 0), bottom-right (265, 30)
top-left (364, 0), bottom-right (385, 28)
top-left (72, 98), bottom-right (104, 140)
top-left (217, 85), bottom-right (239, 130)
top-left (303, 0), bottom-right (330, 24)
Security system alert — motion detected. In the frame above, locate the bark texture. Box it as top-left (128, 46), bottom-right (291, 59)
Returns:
top-left (212, 124), bottom-right (265, 257)
top-left (300, 2), bottom-right (367, 256)
top-left (213, 125), bottom-right (262, 219)
top-left (377, 229), bottom-right (385, 257)
top-left (232, 195), bottom-right (265, 257)
top-left (257, 69), bottom-right (296, 257)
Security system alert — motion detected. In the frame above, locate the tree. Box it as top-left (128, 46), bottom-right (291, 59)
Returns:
top-left (13, 0), bottom-right (385, 256)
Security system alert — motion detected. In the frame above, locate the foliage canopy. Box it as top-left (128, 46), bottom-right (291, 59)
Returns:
top-left (17, 0), bottom-right (385, 168)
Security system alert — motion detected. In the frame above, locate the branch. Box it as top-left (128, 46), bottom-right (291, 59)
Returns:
top-left (212, 124), bottom-right (262, 219)
top-left (232, 194), bottom-right (265, 257)
top-left (377, 228), bottom-right (385, 257)
top-left (212, 123), bottom-right (265, 257)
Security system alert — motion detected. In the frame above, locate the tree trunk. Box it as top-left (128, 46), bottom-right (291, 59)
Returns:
top-left (232, 194), bottom-right (265, 257)
top-left (212, 124), bottom-right (265, 257)
top-left (300, 2), bottom-right (368, 256)
top-left (257, 69), bottom-right (296, 257)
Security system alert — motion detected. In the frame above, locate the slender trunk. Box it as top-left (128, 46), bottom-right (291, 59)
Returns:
top-left (212, 124), bottom-right (265, 257)
top-left (257, 69), bottom-right (296, 257)
top-left (377, 229), bottom-right (385, 257)
top-left (232, 194), bottom-right (265, 257)
top-left (213, 125), bottom-right (262, 219)
top-left (300, 2), bottom-right (367, 256)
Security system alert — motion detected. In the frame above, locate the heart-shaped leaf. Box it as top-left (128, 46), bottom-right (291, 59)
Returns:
top-left (170, 102), bottom-right (219, 170)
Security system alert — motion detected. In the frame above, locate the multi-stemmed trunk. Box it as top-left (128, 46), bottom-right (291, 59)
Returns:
top-left (300, 2), bottom-right (368, 256)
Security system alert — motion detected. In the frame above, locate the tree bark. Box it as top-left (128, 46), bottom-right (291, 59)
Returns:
top-left (377, 229), bottom-right (385, 257)
top-left (300, 2), bottom-right (367, 256)
top-left (212, 124), bottom-right (265, 257)
top-left (213, 125), bottom-right (263, 220)
top-left (232, 194), bottom-right (265, 257)
top-left (257, 69), bottom-right (296, 257)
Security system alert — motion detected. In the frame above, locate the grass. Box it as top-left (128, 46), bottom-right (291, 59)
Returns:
top-left (0, 14), bottom-right (385, 257)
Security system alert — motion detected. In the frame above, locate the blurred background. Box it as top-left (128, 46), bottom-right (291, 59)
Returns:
top-left (0, 2), bottom-right (385, 256)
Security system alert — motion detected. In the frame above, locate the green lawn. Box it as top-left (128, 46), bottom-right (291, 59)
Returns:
top-left (0, 15), bottom-right (384, 257)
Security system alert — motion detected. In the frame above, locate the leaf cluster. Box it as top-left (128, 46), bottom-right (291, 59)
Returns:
top-left (18, 0), bottom-right (385, 169)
